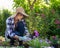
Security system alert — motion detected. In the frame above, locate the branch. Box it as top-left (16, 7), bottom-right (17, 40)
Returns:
top-left (27, 0), bottom-right (31, 7)
top-left (27, 0), bottom-right (36, 10)
top-left (31, 0), bottom-right (36, 10)
top-left (32, 0), bottom-right (36, 6)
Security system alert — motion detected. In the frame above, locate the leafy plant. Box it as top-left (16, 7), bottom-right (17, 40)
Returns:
top-left (0, 9), bottom-right (12, 36)
top-left (28, 38), bottom-right (41, 48)
top-left (13, 0), bottom-right (60, 37)
top-left (40, 40), bottom-right (50, 47)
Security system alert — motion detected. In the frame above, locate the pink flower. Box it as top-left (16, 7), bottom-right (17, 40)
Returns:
top-left (41, 14), bottom-right (45, 18)
top-left (34, 30), bottom-right (39, 37)
top-left (55, 19), bottom-right (60, 24)
top-left (52, 36), bottom-right (56, 39)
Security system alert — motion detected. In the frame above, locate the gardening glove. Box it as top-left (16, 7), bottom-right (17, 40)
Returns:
top-left (18, 36), bottom-right (28, 41)
top-left (23, 36), bottom-right (28, 41)
top-left (23, 36), bottom-right (31, 41)
top-left (18, 36), bottom-right (31, 41)
top-left (18, 36), bottom-right (24, 41)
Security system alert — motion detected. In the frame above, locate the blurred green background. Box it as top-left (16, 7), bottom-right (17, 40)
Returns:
top-left (0, 0), bottom-right (60, 38)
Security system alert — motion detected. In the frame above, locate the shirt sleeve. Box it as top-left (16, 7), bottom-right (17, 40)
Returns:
top-left (24, 26), bottom-right (30, 36)
top-left (6, 18), bottom-right (15, 37)
top-left (23, 20), bottom-right (30, 36)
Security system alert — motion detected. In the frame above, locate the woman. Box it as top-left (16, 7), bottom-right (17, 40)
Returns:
top-left (5, 7), bottom-right (29, 46)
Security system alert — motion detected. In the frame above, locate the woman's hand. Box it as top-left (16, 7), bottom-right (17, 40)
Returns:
top-left (13, 35), bottom-right (19, 40)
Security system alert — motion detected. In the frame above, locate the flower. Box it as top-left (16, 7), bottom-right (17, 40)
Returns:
top-left (41, 13), bottom-right (45, 18)
top-left (34, 30), bottom-right (39, 37)
top-left (55, 19), bottom-right (60, 24)
top-left (52, 36), bottom-right (56, 39)
top-left (0, 36), bottom-right (5, 41)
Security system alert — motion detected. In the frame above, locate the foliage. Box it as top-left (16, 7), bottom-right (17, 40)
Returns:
top-left (28, 38), bottom-right (41, 48)
top-left (0, 9), bottom-right (12, 36)
top-left (50, 36), bottom-right (58, 44)
top-left (28, 38), bottom-right (50, 48)
top-left (0, 0), bottom-right (60, 37)
top-left (13, 0), bottom-right (60, 37)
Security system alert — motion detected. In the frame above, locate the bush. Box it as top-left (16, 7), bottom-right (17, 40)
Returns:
top-left (0, 9), bottom-right (12, 36)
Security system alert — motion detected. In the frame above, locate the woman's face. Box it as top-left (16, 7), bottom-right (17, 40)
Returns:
top-left (16, 13), bottom-right (24, 20)
top-left (14, 13), bottom-right (24, 24)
